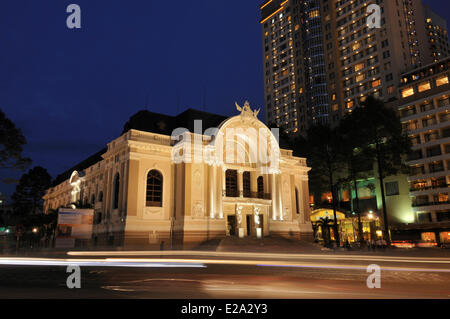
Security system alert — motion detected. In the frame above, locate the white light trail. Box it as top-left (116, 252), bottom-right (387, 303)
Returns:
top-left (66, 250), bottom-right (450, 264)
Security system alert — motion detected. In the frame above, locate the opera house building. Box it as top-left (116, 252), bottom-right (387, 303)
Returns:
top-left (43, 103), bottom-right (313, 248)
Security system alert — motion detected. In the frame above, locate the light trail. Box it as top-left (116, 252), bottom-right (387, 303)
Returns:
top-left (67, 250), bottom-right (450, 264)
top-left (0, 257), bottom-right (205, 268)
top-left (0, 257), bottom-right (449, 273)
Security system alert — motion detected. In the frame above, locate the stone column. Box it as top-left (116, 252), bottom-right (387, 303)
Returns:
top-left (209, 164), bottom-right (216, 218)
top-left (270, 174), bottom-right (277, 220)
top-left (222, 167), bottom-right (226, 198)
top-left (250, 171), bottom-right (258, 195)
top-left (270, 173), bottom-right (283, 220)
top-left (216, 165), bottom-right (223, 219)
top-left (237, 169), bottom-right (243, 198)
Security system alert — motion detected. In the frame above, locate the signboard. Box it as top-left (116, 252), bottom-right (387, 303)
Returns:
top-left (56, 208), bottom-right (94, 248)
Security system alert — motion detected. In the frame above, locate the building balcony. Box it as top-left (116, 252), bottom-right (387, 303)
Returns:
top-left (412, 137), bottom-right (450, 151)
top-left (410, 184), bottom-right (450, 196)
top-left (224, 190), bottom-right (271, 200)
top-left (401, 106), bottom-right (436, 122)
top-left (412, 201), bottom-right (450, 213)
top-left (407, 122), bottom-right (448, 136)
top-left (408, 169), bottom-right (450, 182)
top-left (406, 153), bottom-right (450, 166)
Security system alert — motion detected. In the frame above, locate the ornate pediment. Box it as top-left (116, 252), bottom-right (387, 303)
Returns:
top-left (235, 101), bottom-right (260, 119)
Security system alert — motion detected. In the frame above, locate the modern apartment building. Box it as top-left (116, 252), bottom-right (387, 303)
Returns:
top-left (260, 0), bottom-right (450, 134)
top-left (394, 57), bottom-right (450, 244)
top-left (423, 5), bottom-right (450, 63)
top-left (260, 0), bottom-right (338, 133)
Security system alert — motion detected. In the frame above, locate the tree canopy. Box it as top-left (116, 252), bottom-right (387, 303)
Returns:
top-left (0, 109), bottom-right (31, 171)
top-left (12, 166), bottom-right (52, 216)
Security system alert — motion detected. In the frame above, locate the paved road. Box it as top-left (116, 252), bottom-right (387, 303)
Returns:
top-left (0, 251), bottom-right (449, 299)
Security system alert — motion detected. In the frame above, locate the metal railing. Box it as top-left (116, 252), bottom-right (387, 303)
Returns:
top-left (412, 200), bottom-right (450, 207)
top-left (224, 190), bottom-right (271, 200)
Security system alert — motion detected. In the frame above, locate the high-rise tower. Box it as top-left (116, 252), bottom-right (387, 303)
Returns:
top-left (260, 0), bottom-right (450, 135)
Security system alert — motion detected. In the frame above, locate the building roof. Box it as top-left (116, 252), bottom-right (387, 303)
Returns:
top-left (122, 108), bottom-right (228, 136)
top-left (53, 108), bottom-right (229, 186)
top-left (52, 148), bottom-right (106, 187)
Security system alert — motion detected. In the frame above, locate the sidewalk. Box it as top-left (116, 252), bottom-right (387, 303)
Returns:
top-left (2, 236), bottom-right (450, 258)
top-left (214, 236), bottom-right (450, 258)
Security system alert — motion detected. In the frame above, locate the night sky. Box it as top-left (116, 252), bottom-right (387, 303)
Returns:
top-left (0, 0), bottom-right (449, 200)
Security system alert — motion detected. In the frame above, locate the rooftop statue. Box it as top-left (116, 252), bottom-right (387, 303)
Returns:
top-left (235, 101), bottom-right (260, 119)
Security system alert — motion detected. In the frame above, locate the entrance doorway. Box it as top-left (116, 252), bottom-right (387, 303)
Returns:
top-left (227, 216), bottom-right (237, 236)
top-left (246, 215), bottom-right (253, 236)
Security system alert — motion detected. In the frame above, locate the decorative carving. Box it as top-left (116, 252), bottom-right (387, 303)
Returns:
top-left (254, 206), bottom-right (261, 226)
top-left (236, 205), bottom-right (243, 225)
top-left (193, 202), bottom-right (204, 219)
top-left (235, 101), bottom-right (260, 119)
top-left (283, 207), bottom-right (289, 221)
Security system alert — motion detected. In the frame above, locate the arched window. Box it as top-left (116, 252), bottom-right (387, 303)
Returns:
top-left (113, 173), bottom-right (120, 209)
top-left (243, 172), bottom-right (251, 198)
top-left (91, 194), bottom-right (95, 205)
top-left (98, 191), bottom-right (103, 202)
top-left (257, 176), bottom-right (264, 199)
top-left (146, 170), bottom-right (163, 207)
top-left (226, 170), bottom-right (238, 197)
top-left (295, 188), bottom-right (300, 215)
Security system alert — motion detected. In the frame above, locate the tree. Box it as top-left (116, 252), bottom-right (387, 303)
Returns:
top-left (346, 96), bottom-right (411, 244)
top-left (302, 125), bottom-right (344, 247)
top-left (12, 166), bottom-right (52, 217)
top-left (0, 109), bottom-right (31, 172)
top-left (337, 115), bottom-right (374, 245)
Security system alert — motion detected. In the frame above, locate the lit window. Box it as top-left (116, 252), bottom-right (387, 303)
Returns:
top-left (372, 79), bottom-right (381, 88)
top-left (146, 170), bottom-right (163, 207)
top-left (436, 76), bottom-right (449, 87)
top-left (346, 100), bottom-right (354, 109)
top-left (309, 10), bottom-right (319, 18)
top-left (418, 81), bottom-right (431, 92)
top-left (401, 87), bottom-right (415, 98)
top-left (387, 85), bottom-right (395, 94)
top-left (356, 74), bottom-right (365, 82)
top-left (354, 63), bottom-right (364, 72)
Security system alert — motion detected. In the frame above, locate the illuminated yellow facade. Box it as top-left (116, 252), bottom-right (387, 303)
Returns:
top-left (43, 105), bottom-right (313, 248)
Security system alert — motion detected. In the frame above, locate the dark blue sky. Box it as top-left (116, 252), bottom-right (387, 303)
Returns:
top-left (0, 0), bottom-right (449, 200)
